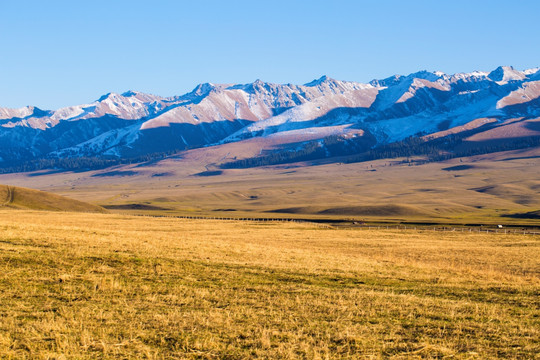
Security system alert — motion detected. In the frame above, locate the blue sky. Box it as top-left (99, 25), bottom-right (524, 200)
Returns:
top-left (1, 0), bottom-right (539, 109)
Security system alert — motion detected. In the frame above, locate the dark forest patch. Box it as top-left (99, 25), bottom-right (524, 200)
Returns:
top-left (103, 203), bottom-right (170, 211)
top-left (442, 165), bottom-right (476, 171)
top-left (194, 170), bottom-right (223, 177)
top-left (92, 170), bottom-right (138, 177)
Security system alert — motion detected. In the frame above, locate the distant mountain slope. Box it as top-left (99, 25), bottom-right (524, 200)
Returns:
top-left (0, 66), bottom-right (539, 170)
top-left (0, 185), bottom-right (106, 212)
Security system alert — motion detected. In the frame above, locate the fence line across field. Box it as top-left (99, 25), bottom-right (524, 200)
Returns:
top-left (362, 225), bottom-right (538, 235)
top-left (122, 212), bottom-right (540, 236)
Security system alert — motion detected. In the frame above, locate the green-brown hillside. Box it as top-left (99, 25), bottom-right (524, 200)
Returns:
top-left (0, 185), bottom-right (106, 213)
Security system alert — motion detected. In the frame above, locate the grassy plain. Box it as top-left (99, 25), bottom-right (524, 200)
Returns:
top-left (0, 210), bottom-right (538, 359)
top-left (0, 147), bottom-right (538, 226)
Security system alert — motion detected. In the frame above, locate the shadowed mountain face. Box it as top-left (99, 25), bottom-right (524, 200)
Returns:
top-left (0, 66), bottom-right (539, 166)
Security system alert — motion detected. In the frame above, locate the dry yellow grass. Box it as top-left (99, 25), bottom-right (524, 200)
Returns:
top-left (0, 210), bottom-right (538, 359)
top-left (0, 185), bottom-right (106, 213)
top-left (1, 147), bottom-right (539, 225)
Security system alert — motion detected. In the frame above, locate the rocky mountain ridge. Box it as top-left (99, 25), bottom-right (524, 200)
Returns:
top-left (0, 66), bottom-right (539, 168)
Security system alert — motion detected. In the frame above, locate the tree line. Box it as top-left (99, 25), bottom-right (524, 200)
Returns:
top-left (223, 133), bottom-right (540, 169)
top-left (0, 131), bottom-right (538, 173)
top-left (0, 149), bottom-right (183, 174)
top-left (221, 134), bottom-right (376, 169)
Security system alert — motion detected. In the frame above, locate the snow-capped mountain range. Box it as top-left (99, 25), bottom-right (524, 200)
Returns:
top-left (1, 66), bottom-right (539, 165)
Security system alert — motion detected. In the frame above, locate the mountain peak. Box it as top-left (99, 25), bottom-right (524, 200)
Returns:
top-left (488, 66), bottom-right (525, 82)
top-left (28, 106), bottom-right (50, 118)
top-left (121, 90), bottom-right (138, 97)
top-left (318, 75), bottom-right (329, 82)
top-left (304, 75), bottom-right (336, 87)
top-left (369, 74), bottom-right (403, 87)
top-left (407, 70), bottom-right (445, 82)
top-left (96, 92), bottom-right (123, 102)
top-left (191, 83), bottom-right (215, 97)
top-left (97, 93), bottom-right (112, 102)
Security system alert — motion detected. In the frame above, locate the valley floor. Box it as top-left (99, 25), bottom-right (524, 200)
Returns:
top-left (0, 210), bottom-right (538, 359)
top-left (1, 147), bottom-right (539, 226)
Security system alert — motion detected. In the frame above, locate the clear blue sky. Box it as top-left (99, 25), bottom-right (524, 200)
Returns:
top-left (1, 0), bottom-right (539, 109)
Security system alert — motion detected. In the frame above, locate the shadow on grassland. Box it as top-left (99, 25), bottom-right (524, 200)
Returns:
top-left (268, 204), bottom-right (427, 217)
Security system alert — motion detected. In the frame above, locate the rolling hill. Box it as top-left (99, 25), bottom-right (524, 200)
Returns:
top-left (0, 184), bottom-right (106, 212)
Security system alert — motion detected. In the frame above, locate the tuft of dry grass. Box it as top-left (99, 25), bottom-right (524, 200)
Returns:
top-left (0, 210), bottom-right (538, 359)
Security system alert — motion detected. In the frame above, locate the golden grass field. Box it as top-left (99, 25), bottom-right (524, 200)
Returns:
top-left (1, 210), bottom-right (538, 359)
top-left (0, 185), bottom-right (105, 213)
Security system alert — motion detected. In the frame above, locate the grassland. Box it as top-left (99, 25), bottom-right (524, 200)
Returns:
top-left (0, 185), bottom-right (106, 213)
top-left (0, 210), bottom-right (538, 359)
top-left (1, 147), bottom-right (538, 226)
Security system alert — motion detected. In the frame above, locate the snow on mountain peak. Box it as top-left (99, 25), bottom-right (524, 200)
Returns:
top-left (0, 105), bottom-right (52, 120)
top-left (488, 66), bottom-right (526, 83)
top-left (407, 70), bottom-right (443, 82)
top-left (369, 74), bottom-right (403, 88)
top-left (448, 71), bottom-right (489, 84)
top-left (524, 68), bottom-right (540, 81)
top-left (121, 90), bottom-right (138, 97)
top-left (370, 70), bottom-right (444, 88)
top-left (27, 106), bottom-right (51, 118)
top-left (1, 65), bottom-right (539, 163)
top-left (191, 82), bottom-right (216, 97)
top-left (304, 75), bottom-right (337, 87)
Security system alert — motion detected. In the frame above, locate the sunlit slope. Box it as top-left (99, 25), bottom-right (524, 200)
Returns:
top-left (0, 185), bottom-right (106, 212)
